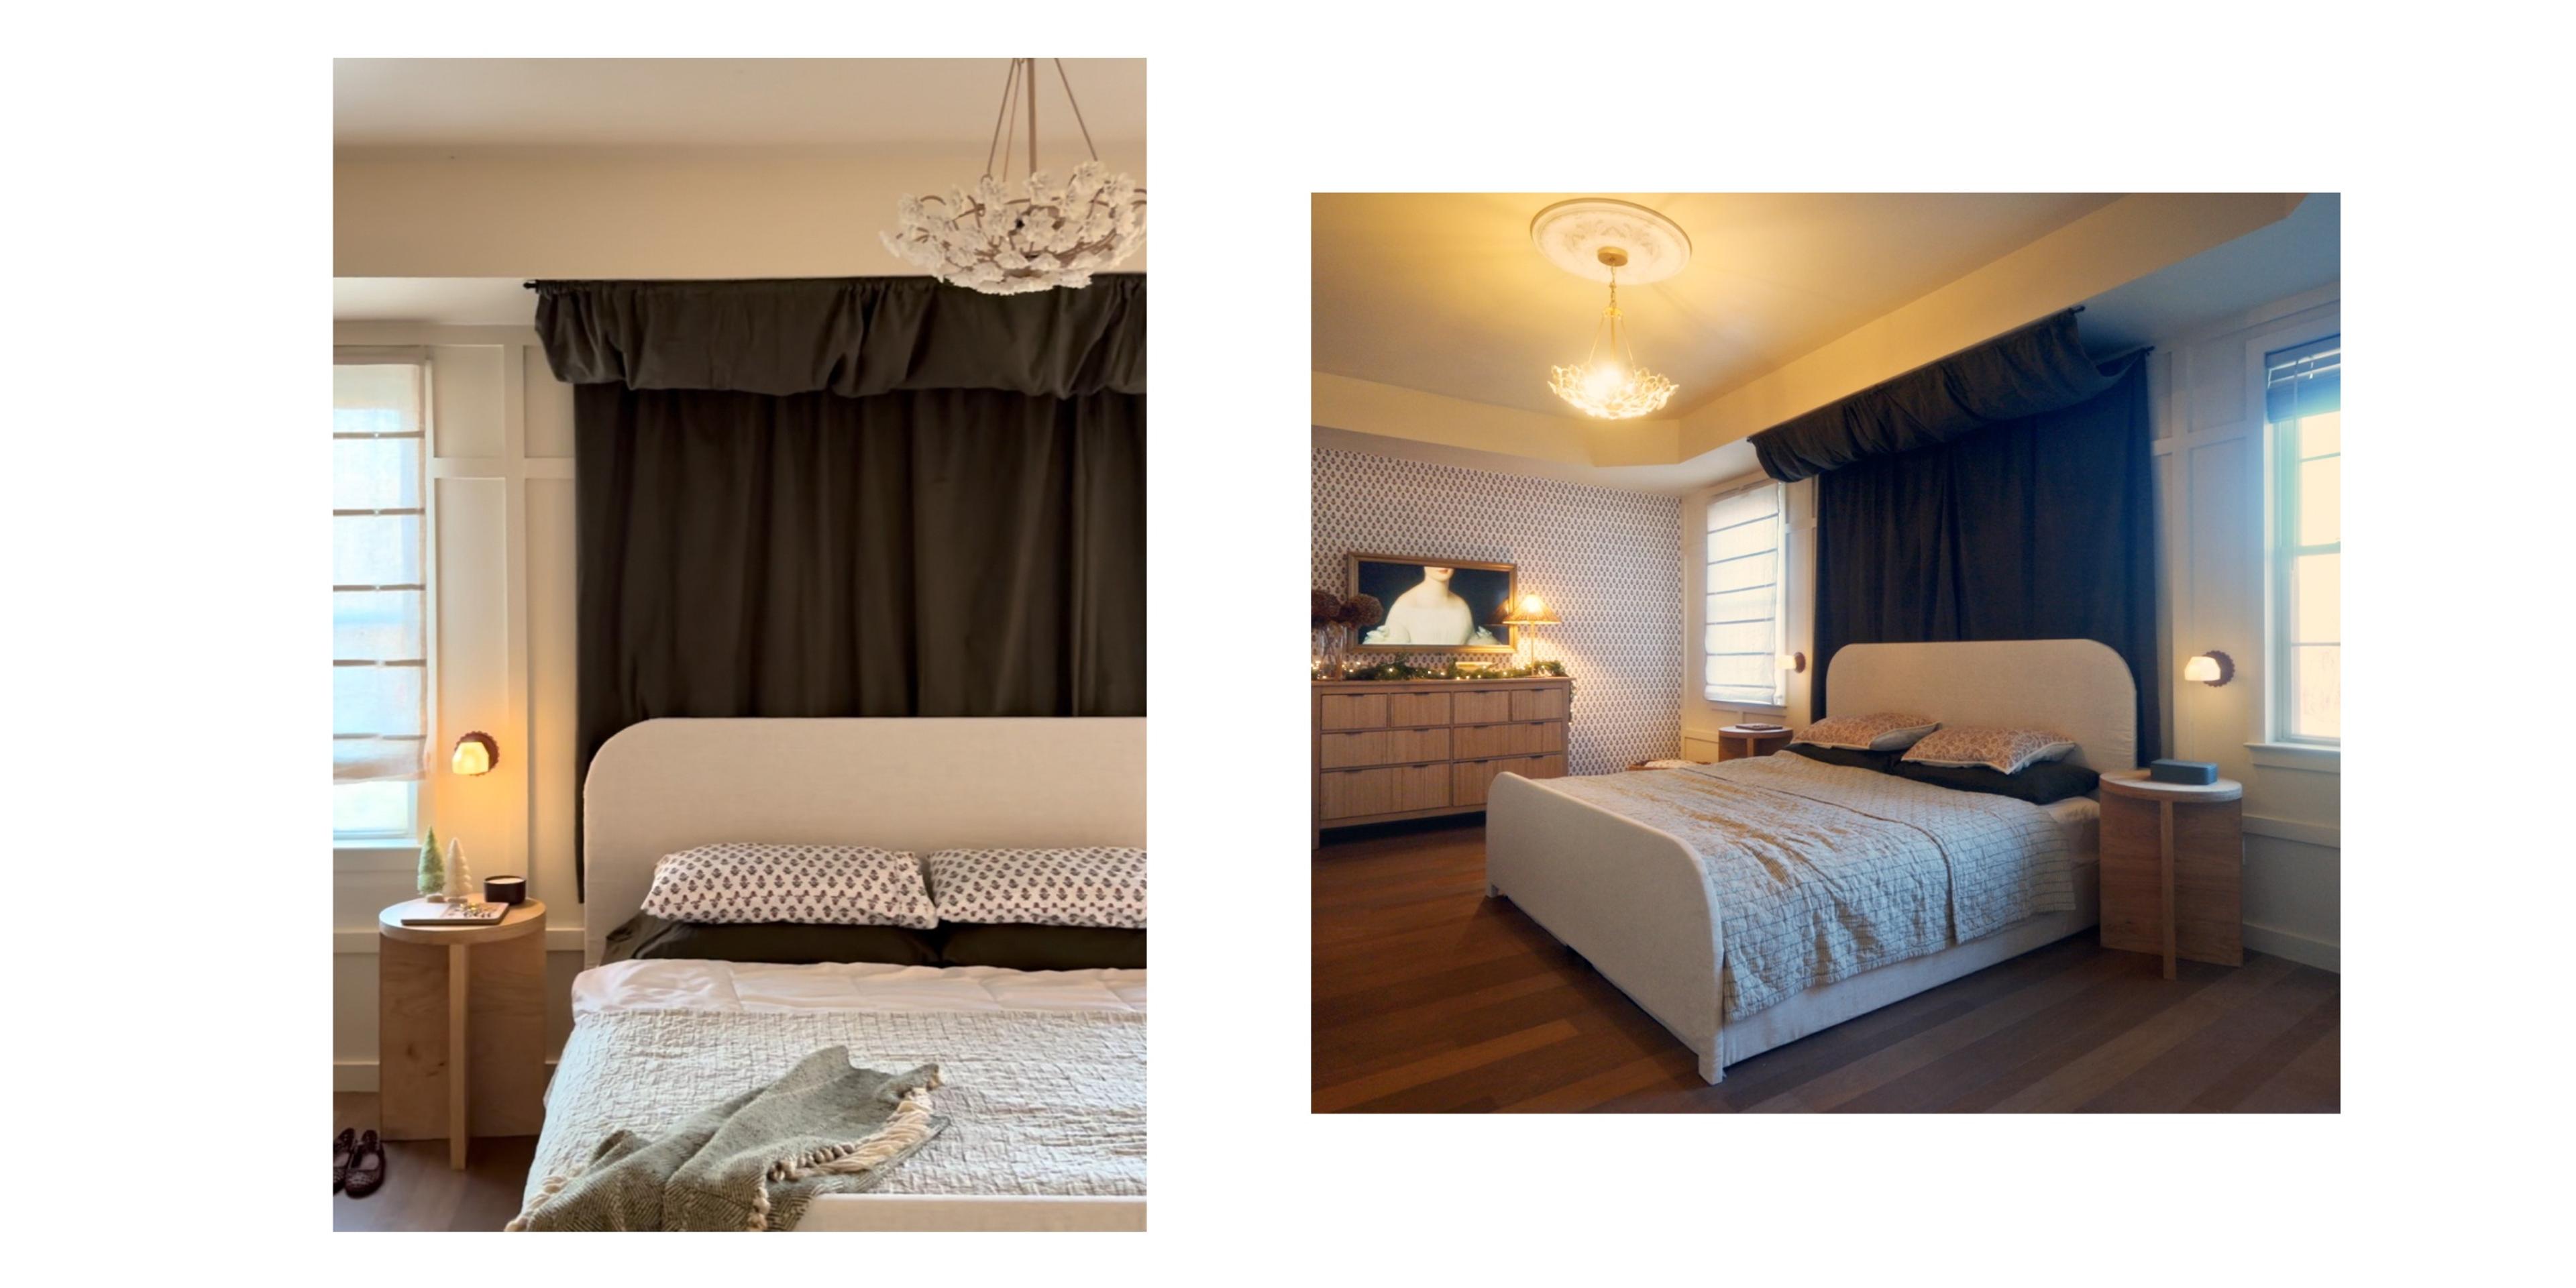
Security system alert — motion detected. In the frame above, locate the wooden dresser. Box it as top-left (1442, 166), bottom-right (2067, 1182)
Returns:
top-left (1312, 677), bottom-right (1571, 846)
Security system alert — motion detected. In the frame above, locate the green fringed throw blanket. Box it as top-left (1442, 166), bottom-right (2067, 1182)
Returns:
top-left (508, 1047), bottom-right (946, 1231)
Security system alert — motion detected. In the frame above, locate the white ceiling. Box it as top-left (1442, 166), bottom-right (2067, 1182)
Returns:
top-left (333, 58), bottom-right (1146, 150)
top-left (1311, 193), bottom-right (2122, 421)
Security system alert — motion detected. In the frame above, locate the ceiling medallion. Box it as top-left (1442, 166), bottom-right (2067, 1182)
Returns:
top-left (881, 58), bottom-right (1145, 295)
top-left (1534, 199), bottom-right (1688, 418)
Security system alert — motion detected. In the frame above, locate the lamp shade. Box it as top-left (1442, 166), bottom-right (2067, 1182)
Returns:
top-left (1501, 592), bottom-right (1561, 625)
top-left (2184, 651), bottom-right (2234, 685)
top-left (451, 731), bottom-right (500, 775)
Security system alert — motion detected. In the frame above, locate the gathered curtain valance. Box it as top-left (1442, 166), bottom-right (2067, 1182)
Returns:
top-left (1750, 310), bottom-right (2133, 483)
top-left (531, 275), bottom-right (1145, 397)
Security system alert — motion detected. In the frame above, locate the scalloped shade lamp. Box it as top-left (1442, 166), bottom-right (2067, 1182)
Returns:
top-left (1501, 594), bottom-right (1562, 667)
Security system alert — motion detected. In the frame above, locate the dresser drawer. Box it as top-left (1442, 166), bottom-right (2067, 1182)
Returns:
top-left (1452, 689), bottom-right (1514, 724)
top-left (1320, 764), bottom-right (1450, 820)
top-left (1452, 721), bottom-right (1546, 759)
top-left (1319, 727), bottom-right (1450, 769)
top-left (1385, 692), bottom-right (1452, 727)
top-left (1511, 688), bottom-right (1569, 721)
top-left (1318, 694), bottom-right (1388, 731)
top-left (1456, 753), bottom-right (1570, 804)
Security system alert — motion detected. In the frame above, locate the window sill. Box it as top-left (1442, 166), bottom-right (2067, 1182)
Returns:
top-left (335, 841), bottom-right (421, 872)
top-left (1704, 699), bottom-right (1786, 714)
top-left (2247, 741), bottom-right (2340, 774)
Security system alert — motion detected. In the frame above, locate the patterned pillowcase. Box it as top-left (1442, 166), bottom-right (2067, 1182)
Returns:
top-left (922, 847), bottom-right (1147, 929)
top-left (640, 844), bottom-right (936, 928)
top-left (1898, 726), bottom-right (2079, 775)
top-left (1792, 712), bottom-right (1941, 751)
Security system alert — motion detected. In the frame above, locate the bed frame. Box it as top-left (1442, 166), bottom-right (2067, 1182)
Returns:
top-left (580, 716), bottom-right (1148, 1231)
top-left (1485, 639), bottom-right (2137, 1085)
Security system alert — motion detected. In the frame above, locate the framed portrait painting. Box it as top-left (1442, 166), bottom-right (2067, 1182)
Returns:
top-left (1346, 553), bottom-right (1517, 654)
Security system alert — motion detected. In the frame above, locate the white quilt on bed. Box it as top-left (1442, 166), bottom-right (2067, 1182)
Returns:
top-left (1538, 757), bottom-right (2074, 1019)
top-left (528, 962), bottom-right (1146, 1210)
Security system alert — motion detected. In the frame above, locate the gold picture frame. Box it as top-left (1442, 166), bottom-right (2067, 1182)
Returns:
top-left (1345, 553), bottom-right (1519, 655)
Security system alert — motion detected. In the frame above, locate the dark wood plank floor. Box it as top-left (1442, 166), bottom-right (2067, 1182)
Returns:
top-left (1313, 818), bottom-right (2339, 1113)
top-left (331, 1093), bottom-right (538, 1231)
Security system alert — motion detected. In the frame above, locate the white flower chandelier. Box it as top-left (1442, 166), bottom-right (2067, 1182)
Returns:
top-left (881, 58), bottom-right (1145, 295)
top-left (1547, 251), bottom-right (1678, 419)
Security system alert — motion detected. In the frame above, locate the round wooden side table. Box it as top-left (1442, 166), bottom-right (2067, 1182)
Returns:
top-left (1716, 726), bottom-right (1793, 761)
top-left (377, 898), bottom-right (547, 1169)
top-left (2096, 772), bottom-right (2243, 981)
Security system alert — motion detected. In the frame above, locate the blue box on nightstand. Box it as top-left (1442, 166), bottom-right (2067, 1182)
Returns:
top-left (2147, 758), bottom-right (2219, 785)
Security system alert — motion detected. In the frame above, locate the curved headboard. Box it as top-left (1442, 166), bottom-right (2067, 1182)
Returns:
top-left (1826, 639), bottom-right (2137, 773)
top-left (582, 717), bottom-right (1146, 965)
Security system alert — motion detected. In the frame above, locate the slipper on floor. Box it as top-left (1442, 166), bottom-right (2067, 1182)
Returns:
top-left (333, 1128), bottom-right (356, 1193)
top-left (344, 1129), bottom-right (386, 1198)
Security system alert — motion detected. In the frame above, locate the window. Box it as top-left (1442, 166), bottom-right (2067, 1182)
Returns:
top-left (2267, 335), bottom-right (2339, 744)
top-left (1704, 480), bottom-right (1786, 707)
top-left (334, 354), bottom-right (429, 841)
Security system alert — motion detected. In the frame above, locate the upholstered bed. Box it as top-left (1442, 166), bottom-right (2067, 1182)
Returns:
top-left (531, 717), bottom-right (1147, 1231)
top-left (1485, 639), bottom-right (2137, 1084)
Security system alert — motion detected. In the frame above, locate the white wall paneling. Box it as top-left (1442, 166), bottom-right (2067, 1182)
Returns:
top-left (334, 323), bottom-right (583, 1084)
top-left (2147, 284), bottom-right (2342, 969)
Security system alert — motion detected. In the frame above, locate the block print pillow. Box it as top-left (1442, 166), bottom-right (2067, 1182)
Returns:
top-left (922, 847), bottom-right (1147, 929)
top-left (1791, 712), bottom-right (1941, 751)
top-left (1897, 726), bottom-right (2079, 775)
top-left (640, 844), bottom-right (936, 928)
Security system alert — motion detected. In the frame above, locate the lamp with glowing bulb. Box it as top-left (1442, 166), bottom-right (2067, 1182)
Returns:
top-left (1500, 593), bottom-right (1562, 668)
top-left (451, 731), bottom-right (500, 775)
top-left (2184, 652), bottom-right (2235, 686)
top-left (1530, 199), bottom-right (1690, 420)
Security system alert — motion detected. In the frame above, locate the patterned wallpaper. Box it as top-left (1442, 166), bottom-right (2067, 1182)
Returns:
top-left (1311, 446), bottom-right (1682, 775)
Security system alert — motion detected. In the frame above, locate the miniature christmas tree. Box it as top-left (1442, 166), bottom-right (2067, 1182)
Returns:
top-left (441, 837), bottom-right (476, 905)
top-left (417, 826), bottom-right (443, 899)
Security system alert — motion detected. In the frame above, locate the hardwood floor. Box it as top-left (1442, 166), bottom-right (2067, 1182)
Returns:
top-left (1312, 818), bottom-right (2339, 1113)
top-left (331, 1093), bottom-right (538, 1231)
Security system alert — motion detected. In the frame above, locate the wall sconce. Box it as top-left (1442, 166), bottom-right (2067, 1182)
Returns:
top-left (2184, 651), bottom-right (2235, 686)
top-left (1777, 652), bottom-right (1807, 675)
top-left (451, 731), bottom-right (500, 775)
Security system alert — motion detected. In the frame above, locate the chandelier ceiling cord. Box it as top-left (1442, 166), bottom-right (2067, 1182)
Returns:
top-left (1548, 247), bottom-right (1679, 419)
top-left (882, 58), bottom-right (1145, 294)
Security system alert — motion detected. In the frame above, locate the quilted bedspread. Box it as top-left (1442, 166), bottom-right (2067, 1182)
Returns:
top-left (529, 1006), bottom-right (1146, 1212)
top-left (1540, 754), bottom-right (2074, 1019)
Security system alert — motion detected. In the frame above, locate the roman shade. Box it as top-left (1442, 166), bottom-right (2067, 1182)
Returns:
top-left (2264, 334), bottom-right (2341, 421)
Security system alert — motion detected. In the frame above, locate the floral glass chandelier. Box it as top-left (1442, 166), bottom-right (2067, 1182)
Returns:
top-left (1546, 250), bottom-right (1678, 419)
top-left (1531, 198), bottom-right (1690, 419)
top-left (881, 58), bottom-right (1145, 295)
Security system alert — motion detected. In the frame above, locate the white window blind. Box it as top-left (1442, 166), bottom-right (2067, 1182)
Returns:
top-left (1704, 480), bottom-right (1786, 706)
top-left (2268, 335), bottom-right (2339, 743)
top-left (334, 356), bottom-right (429, 786)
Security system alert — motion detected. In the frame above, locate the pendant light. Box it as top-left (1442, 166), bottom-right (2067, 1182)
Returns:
top-left (881, 58), bottom-right (1145, 294)
top-left (1531, 199), bottom-right (1690, 419)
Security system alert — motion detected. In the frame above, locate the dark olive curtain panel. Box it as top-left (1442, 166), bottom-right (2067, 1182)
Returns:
top-left (1796, 320), bottom-right (2162, 762)
top-left (537, 278), bottom-right (1146, 896)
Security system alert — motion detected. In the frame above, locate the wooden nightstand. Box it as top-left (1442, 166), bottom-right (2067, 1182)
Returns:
top-left (1716, 726), bottom-right (1792, 761)
top-left (2096, 772), bottom-right (2243, 980)
top-left (378, 898), bottom-right (547, 1169)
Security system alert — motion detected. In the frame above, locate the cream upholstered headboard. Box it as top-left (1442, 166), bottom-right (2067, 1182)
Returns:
top-left (1825, 639), bottom-right (2137, 773)
top-left (581, 718), bottom-right (1146, 965)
